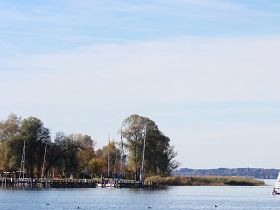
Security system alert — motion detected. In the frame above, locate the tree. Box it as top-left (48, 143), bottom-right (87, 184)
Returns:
top-left (44, 132), bottom-right (95, 178)
top-left (0, 115), bottom-right (51, 178)
top-left (94, 140), bottom-right (121, 178)
top-left (0, 114), bottom-right (21, 173)
top-left (75, 134), bottom-right (96, 178)
top-left (19, 116), bottom-right (51, 178)
top-left (122, 114), bottom-right (178, 179)
top-left (0, 113), bottom-right (21, 141)
top-left (88, 158), bottom-right (106, 178)
top-left (0, 141), bottom-right (6, 173)
top-left (0, 114), bottom-right (99, 179)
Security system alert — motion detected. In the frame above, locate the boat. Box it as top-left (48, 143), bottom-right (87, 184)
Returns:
top-left (96, 183), bottom-right (103, 188)
top-left (272, 172), bottom-right (280, 195)
top-left (105, 182), bottom-right (115, 188)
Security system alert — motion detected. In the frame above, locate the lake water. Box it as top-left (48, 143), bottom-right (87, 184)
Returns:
top-left (0, 180), bottom-right (279, 210)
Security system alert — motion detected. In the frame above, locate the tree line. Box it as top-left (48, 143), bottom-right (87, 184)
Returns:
top-left (0, 114), bottom-right (178, 180)
top-left (173, 168), bottom-right (279, 179)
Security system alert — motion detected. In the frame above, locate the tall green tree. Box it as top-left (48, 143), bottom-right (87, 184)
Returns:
top-left (44, 132), bottom-right (95, 178)
top-left (0, 115), bottom-right (51, 178)
top-left (44, 132), bottom-right (78, 178)
top-left (0, 114), bottom-right (21, 173)
top-left (20, 116), bottom-right (51, 178)
top-left (122, 114), bottom-right (178, 179)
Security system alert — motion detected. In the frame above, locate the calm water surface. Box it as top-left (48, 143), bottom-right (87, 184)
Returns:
top-left (0, 180), bottom-right (279, 210)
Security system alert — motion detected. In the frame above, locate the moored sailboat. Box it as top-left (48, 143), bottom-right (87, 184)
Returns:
top-left (272, 172), bottom-right (280, 195)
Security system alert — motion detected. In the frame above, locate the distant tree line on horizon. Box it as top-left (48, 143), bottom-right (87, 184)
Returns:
top-left (0, 114), bottom-right (178, 180)
top-left (173, 168), bottom-right (279, 179)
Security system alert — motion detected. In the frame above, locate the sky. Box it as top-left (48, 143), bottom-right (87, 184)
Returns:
top-left (1, 0), bottom-right (280, 169)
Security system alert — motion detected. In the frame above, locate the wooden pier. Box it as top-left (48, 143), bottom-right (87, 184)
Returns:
top-left (49, 179), bottom-right (96, 188)
top-left (0, 178), bottom-right (143, 188)
top-left (0, 178), bottom-right (97, 188)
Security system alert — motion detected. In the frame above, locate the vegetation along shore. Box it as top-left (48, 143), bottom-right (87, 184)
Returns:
top-left (145, 176), bottom-right (264, 186)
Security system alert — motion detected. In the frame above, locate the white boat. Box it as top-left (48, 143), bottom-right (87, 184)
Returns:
top-left (96, 183), bottom-right (103, 188)
top-left (105, 181), bottom-right (115, 188)
top-left (272, 172), bottom-right (280, 195)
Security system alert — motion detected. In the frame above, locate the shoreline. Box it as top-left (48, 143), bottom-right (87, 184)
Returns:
top-left (145, 175), bottom-right (265, 187)
top-left (0, 176), bottom-right (265, 189)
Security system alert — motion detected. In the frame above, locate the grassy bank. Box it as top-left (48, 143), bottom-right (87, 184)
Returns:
top-left (145, 176), bottom-right (264, 186)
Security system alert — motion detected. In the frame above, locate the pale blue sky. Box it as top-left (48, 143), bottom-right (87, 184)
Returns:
top-left (1, 0), bottom-right (280, 55)
top-left (1, 0), bottom-right (280, 168)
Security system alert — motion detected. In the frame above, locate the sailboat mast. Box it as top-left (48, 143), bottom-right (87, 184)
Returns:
top-left (21, 140), bottom-right (26, 180)
top-left (140, 124), bottom-right (147, 183)
top-left (23, 141), bottom-right (26, 179)
top-left (107, 135), bottom-right (110, 178)
top-left (41, 143), bottom-right (47, 179)
top-left (120, 127), bottom-right (124, 178)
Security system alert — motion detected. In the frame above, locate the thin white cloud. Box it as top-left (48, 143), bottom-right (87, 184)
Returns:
top-left (2, 36), bottom-right (280, 103)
